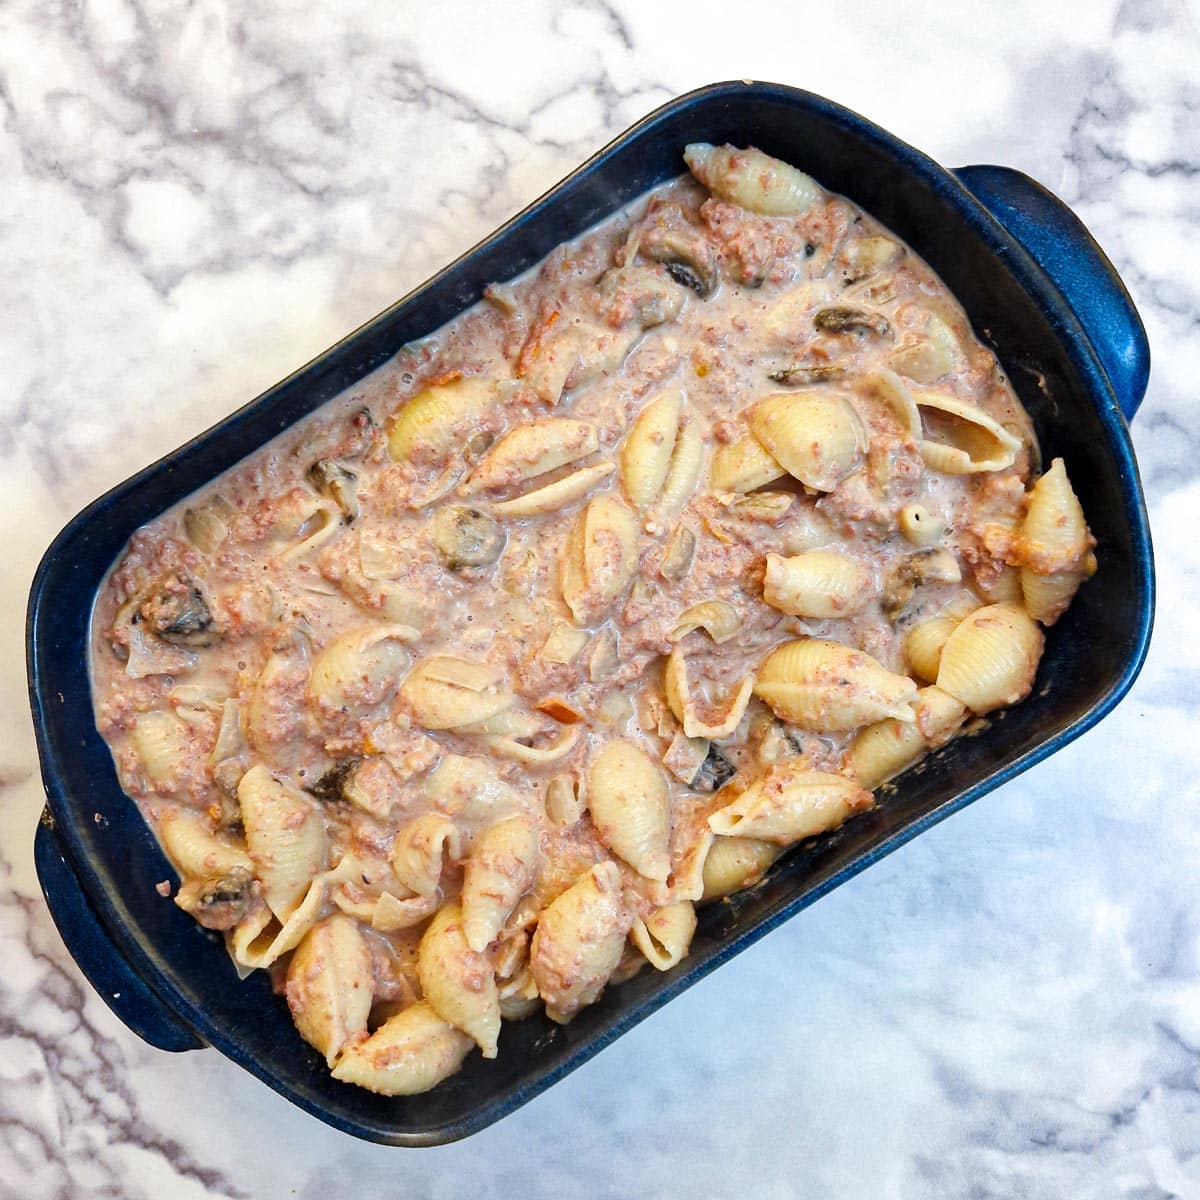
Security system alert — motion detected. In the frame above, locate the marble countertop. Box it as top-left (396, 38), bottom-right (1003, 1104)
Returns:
top-left (2, 0), bottom-right (1198, 1194)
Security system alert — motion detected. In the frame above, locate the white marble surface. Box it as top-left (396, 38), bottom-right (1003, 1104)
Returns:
top-left (1, 0), bottom-right (1198, 1194)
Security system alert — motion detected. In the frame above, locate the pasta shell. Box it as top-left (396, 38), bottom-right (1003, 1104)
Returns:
top-left (889, 314), bottom-right (964, 383)
top-left (286, 915), bottom-right (373, 1067)
top-left (749, 393), bottom-right (867, 492)
top-left (936, 603), bottom-right (1044, 713)
top-left (467, 418), bottom-right (598, 494)
top-left (1019, 458), bottom-right (1097, 624)
top-left (700, 836), bottom-right (780, 901)
top-left (684, 143), bottom-right (822, 216)
top-left (846, 686), bottom-right (966, 788)
top-left (307, 624), bottom-right (418, 717)
top-left (399, 655), bottom-right (514, 730)
top-left (754, 639), bottom-right (918, 732)
top-left (461, 815), bottom-right (540, 953)
top-left (331, 1002), bottom-right (473, 1096)
top-left (915, 392), bottom-right (1022, 474)
top-left (390, 813), bottom-right (462, 897)
top-left (387, 377), bottom-right (496, 464)
top-left (545, 774), bottom-right (585, 827)
top-left (631, 902), bottom-right (697, 971)
top-left (158, 810), bottom-right (253, 878)
top-left (663, 647), bottom-right (756, 739)
top-left (707, 761), bottom-right (874, 844)
top-left (424, 754), bottom-right (523, 824)
top-left (560, 494), bottom-right (640, 623)
top-left (587, 740), bottom-right (671, 881)
top-left (418, 902), bottom-right (502, 1058)
top-left (238, 766), bottom-right (327, 920)
top-left (669, 599), bottom-right (740, 644)
top-left (530, 861), bottom-right (632, 1024)
top-left (481, 724), bottom-right (581, 765)
top-left (656, 417), bottom-right (705, 519)
top-left (903, 615), bottom-right (962, 682)
top-left (899, 503), bottom-right (946, 547)
top-left (620, 390), bottom-right (682, 509)
top-left (863, 370), bottom-right (921, 440)
top-left (372, 890), bottom-right (441, 932)
top-left (490, 461), bottom-right (615, 518)
top-left (762, 550), bottom-right (872, 619)
top-left (708, 435), bottom-right (786, 493)
top-left (131, 711), bottom-right (194, 788)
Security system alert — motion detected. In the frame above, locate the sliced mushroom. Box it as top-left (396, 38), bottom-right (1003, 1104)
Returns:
top-left (660, 524), bottom-right (697, 583)
top-left (175, 867), bottom-right (255, 931)
top-left (140, 574), bottom-right (216, 647)
top-left (694, 744), bottom-right (737, 793)
top-left (432, 506), bottom-right (506, 571)
top-left (307, 757), bottom-right (362, 803)
top-left (881, 549), bottom-right (963, 618)
top-left (640, 222), bottom-right (719, 300)
top-left (595, 264), bottom-right (686, 329)
top-left (307, 459), bottom-right (359, 522)
top-left (767, 362), bottom-right (850, 386)
top-left (813, 307), bottom-right (892, 338)
top-left (183, 495), bottom-right (236, 556)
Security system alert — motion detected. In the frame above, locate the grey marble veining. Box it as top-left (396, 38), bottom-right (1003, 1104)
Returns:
top-left (1, 0), bottom-right (1198, 1195)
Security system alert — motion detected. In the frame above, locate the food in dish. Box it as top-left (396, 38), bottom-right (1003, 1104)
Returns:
top-left (91, 143), bottom-right (1096, 1095)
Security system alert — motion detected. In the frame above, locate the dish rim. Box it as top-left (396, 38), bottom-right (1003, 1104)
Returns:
top-left (27, 79), bottom-right (1155, 1144)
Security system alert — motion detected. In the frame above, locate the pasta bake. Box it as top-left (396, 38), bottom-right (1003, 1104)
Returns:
top-left (91, 143), bottom-right (1097, 1095)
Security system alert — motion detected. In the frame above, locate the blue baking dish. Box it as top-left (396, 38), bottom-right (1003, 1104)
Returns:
top-left (28, 81), bottom-right (1153, 1144)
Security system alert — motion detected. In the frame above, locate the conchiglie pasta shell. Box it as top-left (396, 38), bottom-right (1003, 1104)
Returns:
top-left (417, 902), bottom-right (501, 1058)
top-left (656, 417), bottom-right (704, 519)
top-left (286, 915), bottom-right (373, 1067)
top-left (754, 639), bottom-right (918, 732)
top-left (461, 815), bottom-right (540, 953)
top-left (530, 861), bottom-right (632, 1024)
top-left (307, 624), bottom-right (417, 716)
top-left (467, 418), bottom-right (598, 493)
top-left (237, 765), bottom-right (327, 920)
top-left (1019, 458), bottom-right (1096, 624)
top-left (763, 550), bottom-right (872, 619)
top-left (863, 370), bottom-right (921, 440)
top-left (331, 1002), bottom-right (473, 1095)
top-left (707, 762), bottom-right (874, 844)
top-left (889, 314), bottom-right (963, 384)
top-left (620, 390), bottom-right (681, 509)
top-left (904, 615), bottom-right (961, 682)
top-left (708, 435), bottom-right (786, 493)
top-left (390, 813), bottom-right (462, 897)
top-left (587, 740), bottom-right (671, 881)
top-left (631, 902), bottom-right (697, 972)
top-left (491, 462), bottom-right (614, 517)
top-left (663, 647), bottom-right (756, 739)
top-left (749, 393), bottom-right (867, 492)
top-left (936, 603), bottom-right (1044, 713)
top-left (560, 494), bottom-right (639, 623)
top-left (669, 599), bottom-right (740, 644)
top-left (131, 711), bottom-right (193, 788)
top-left (399, 655), bottom-right (514, 730)
top-left (845, 687), bottom-right (965, 789)
top-left (700, 836), bottom-right (780, 901)
top-left (915, 392), bottom-right (1022, 475)
top-left (683, 143), bottom-right (822, 216)
top-left (424, 754), bottom-right (522, 824)
top-left (388, 377), bottom-right (495, 464)
top-left (159, 811), bottom-right (253, 878)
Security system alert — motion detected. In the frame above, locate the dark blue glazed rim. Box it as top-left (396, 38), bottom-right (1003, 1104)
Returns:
top-left (27, 81), bottom-right (1154, 1145)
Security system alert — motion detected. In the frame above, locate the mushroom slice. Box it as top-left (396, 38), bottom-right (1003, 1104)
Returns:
top-left (307, 459), bottom-right (358, 522)
top-left (767, 363), bottom-right (850, 386)
top-left (639, 209), bottom-right (720, 299)
top-left (141, 574), bottom-right (217, 647)
top-left (813, 307), bottom-right (892, 338)
top-left (431, 506), bottom-right (506, 570)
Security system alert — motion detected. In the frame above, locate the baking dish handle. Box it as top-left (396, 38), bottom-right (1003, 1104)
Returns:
top-left (953, 164), bottom-right (1150, 420)
top-left (34, 813), bottom-right (204, 1053)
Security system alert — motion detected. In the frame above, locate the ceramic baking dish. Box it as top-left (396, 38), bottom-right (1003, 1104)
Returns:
top-left (27, 81), bottom-right (1154, 1144)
